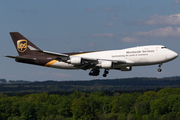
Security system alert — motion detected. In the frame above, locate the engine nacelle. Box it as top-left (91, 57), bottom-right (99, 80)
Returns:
top-left (101, 61), bottom-right (113, 69)
top-left (68, 57), bottom-right (83, 65)
top-left (121, 66), bottom-right (132, 71)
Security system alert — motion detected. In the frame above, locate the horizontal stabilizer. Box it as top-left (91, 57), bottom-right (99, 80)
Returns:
top-left (4, 55), bottom-right (36, 60)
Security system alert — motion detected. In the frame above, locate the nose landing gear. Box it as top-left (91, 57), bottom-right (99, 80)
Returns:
top-left (158, 63), bottom-right (162, 72)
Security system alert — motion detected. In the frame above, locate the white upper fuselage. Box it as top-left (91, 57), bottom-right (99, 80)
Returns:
top-left (50, 45), bottom-right (178, 69)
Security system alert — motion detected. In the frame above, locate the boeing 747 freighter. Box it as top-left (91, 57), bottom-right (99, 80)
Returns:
top-left (5, 32), bottom-right (178, 77)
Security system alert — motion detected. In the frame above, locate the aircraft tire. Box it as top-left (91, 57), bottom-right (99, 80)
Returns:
top-left (103, 74), bottom-right (107, 77)
top-left (158, 68), bottom-right (162, 72)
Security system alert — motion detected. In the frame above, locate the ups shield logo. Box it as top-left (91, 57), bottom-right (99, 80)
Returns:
top-left (17, 40), bottom-right (27, 52)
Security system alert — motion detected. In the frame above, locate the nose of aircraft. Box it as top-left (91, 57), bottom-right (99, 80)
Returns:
top-left (166, 50), bottom-right (178, 60)
top-left (174, 52), bottom-right (178, 58)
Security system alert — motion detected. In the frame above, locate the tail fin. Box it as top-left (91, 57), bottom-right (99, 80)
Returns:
top-left (10, 32), bottom-right (40, 56)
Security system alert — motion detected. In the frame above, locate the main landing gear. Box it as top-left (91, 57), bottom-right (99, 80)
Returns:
top-left (89, 69), bottom-right (100, 76)
top-left (89, 69), bottom-right (109, 77)
top-left (158, 63), bottom-right (162, 72)
top-left (103, 69), bottom-right (109, 77)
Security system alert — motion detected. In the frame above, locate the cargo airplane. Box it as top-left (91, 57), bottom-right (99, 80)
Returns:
top-left (5, 32), bottom-right (178, 77)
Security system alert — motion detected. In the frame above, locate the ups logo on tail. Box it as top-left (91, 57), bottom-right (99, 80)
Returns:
top-left (17, 40), bottom-right (27, 52)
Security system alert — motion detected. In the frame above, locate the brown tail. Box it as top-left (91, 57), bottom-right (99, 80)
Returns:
top-left (10, 32), bottom-right (41, 56)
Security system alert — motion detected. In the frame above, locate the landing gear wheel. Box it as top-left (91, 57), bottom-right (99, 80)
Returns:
top-left (103, 69), bottom-right (109, 77)
top-left (103, 74), bottom-right (107, 77)
top-left (89, 72), bottom-right (93, 76)
top-left (158, 63), bottom-right (162, 72)
top-left (105, 71), bottom-right (109, 74)
top-left (158, 68), bottom-right (162, 72)
top-left (89, 69), bottom-right (100, 76)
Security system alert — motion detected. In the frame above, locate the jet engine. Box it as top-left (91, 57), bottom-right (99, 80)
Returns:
top-left (121, 66), bottom-right (132, 71)
top-left (101, 61), bottom-right (113, 69)
top-left (68, 57), bottom-right (83, 65)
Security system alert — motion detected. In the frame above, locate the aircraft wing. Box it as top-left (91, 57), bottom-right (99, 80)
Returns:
top-left (28, 45), bottom-right (69, 58)
top-left (78, 58), bottom-right (133, 70)
top-left (36, 50), bottom-right (130, 64)
top-left (82, 57), bottom-right (128, 64)
top-left (35, 50), bottom-right (69, 58)
top-left (36, 50), bottom-right (99, 69)
top-left (30, 46), bottom-right (133, 69)
top-left (29, 45), bottom-right (132, 62)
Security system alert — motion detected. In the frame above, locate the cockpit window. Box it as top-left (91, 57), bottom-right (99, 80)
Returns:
top-left (161, 47), bottom-right (167, 49)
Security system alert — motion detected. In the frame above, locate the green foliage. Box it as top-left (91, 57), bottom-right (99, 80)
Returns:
top-left (2, 76), bottom-right (180, 94)
top-left (57, 96), bottom-right (72, 117)
top-left (117, 113), bottom-right (127, 120)
top-left (71, 98), bottom-right (91, 120)
top-left (1, 88), bottom-right (180, 119)
top-left (19, 102), bottom-right (36, 120)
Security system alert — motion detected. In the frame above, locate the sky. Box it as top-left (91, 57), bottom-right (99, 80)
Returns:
top-left (1, 0), bottom-right (180, 81)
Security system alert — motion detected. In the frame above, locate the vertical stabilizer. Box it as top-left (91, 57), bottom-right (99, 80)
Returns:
top-left (10, 32), bottom-right (40, 56)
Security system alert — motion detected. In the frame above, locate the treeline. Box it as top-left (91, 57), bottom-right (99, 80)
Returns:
top-left (1, 87), bottom-right (180, 120)
top-left (1, 76), bottom-right (180, 94)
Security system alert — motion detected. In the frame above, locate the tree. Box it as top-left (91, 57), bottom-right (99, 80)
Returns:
top-left (0, 97), bottom-right (13, 120)
top-left (57, 96), bottom-right (72, 117)
top-left (71, 98), bottom-right (93, 120)
top-left (19, 102), bottom-right (36, 120)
